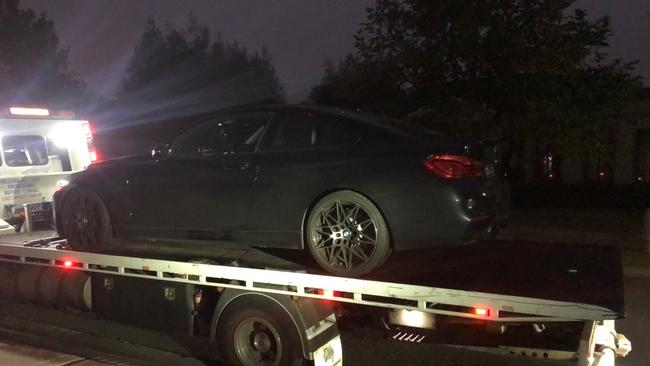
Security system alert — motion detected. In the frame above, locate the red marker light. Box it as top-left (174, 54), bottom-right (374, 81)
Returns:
top-left (474, 308), bottom-right (490, 317)
top-left (63, 260), bottom-right (73, 267)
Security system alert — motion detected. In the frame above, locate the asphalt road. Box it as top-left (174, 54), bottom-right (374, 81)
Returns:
top-left (0, 325), bottom-right (575, 366)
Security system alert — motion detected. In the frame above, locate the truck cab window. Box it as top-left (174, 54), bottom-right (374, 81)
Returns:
top-left (2, 135), bottom-right (49, 167)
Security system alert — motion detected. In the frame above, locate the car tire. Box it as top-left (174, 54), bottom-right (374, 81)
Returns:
top-left (58, 187), bottom-right (113, 252)
top-left (306, 190), bottom-right (392, 276)
top-left (216, 296), bottom-right (307, 366)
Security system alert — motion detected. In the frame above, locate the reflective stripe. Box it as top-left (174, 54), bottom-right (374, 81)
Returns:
top-left (306, 313), bottom-right (337, 341)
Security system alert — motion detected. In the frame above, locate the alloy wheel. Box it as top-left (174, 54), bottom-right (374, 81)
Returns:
top-left (310, 200), bottom-right (378, 270)
top-left (61, 190), bottom-right (106, 249)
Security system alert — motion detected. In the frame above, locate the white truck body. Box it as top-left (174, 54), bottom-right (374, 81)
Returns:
top-left (0, 108), bottom-right (94, 232)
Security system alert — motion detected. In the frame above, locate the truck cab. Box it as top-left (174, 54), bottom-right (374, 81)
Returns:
top-left (0, 106), bottom-right (97, 233)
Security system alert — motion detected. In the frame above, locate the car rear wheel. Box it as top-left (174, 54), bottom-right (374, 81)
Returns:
top-left (59, 187), bottom-right (112, 252)
top-left (306, 190), bottom-right (392, 276)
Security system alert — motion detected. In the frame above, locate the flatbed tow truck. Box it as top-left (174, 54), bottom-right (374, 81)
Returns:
top-left (0, 231), bottom-right (632, 366)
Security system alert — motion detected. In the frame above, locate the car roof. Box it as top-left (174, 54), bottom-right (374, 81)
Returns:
top-left (172, 104), bottom-right (449, 145)
top-left (214, 103), bottom-right (351, 117)
top-left (218, 104), bottom-right (443, 134)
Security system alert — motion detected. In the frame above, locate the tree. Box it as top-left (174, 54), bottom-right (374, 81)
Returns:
top-left (0, 0), bottom-right (90, 108)
top-left (310, 56), bottom-right (407, 116)
top-left (114, 15), bottom-right (284, 124)
top-left (311, 0), bottom-right (641, 182)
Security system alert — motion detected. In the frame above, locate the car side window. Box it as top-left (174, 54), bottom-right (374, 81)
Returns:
top-left (171, 114), bottom-right (269, 157)
top-left (261, 110), bottom-right (360, 150)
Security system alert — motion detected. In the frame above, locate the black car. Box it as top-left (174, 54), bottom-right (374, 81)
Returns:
top-left (55, 105), bottom-right (500, 276)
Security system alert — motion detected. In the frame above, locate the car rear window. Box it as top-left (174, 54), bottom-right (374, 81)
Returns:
top-left (2, 135), bottom-right (49, 167)
top-left (263, 111), bottom-right (361, 150)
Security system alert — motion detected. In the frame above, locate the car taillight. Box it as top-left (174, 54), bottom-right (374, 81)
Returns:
top-left (424, 155), bottom-right (485, 179)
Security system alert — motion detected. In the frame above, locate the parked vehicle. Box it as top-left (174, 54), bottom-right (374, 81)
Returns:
top-left (55, 105), bottom-right (500, 275)
top-left (0, 106), bottom-right (97, 233)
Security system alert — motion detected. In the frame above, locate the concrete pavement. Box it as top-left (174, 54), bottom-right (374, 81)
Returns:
top-left (616, 273), bottom-right (650, 366)
top-left (0, 338), bottom-right (110, 366)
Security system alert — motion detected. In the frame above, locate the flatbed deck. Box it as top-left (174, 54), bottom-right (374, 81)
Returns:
top-left (257, 239), bottom-right (625, 316)
top-left (368, 240), bottom-right (625, 316)
top-left (0, 230), bottom-right (303, 271)
top-left (0, 231), bottom-right (625, 317)
top-left (0, 231), bottom-right (631, 365)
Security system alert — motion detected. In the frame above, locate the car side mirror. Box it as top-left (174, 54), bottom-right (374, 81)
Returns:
top-left (152, 143), bottom-right (171, 160)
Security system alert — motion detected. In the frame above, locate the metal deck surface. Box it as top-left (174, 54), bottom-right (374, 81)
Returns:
top-left (263, 239), bottom-right (626, 316)
top-left (379, 240), bottom-right (625, 316)
top-left (0, 230), bottom-right (304, 271)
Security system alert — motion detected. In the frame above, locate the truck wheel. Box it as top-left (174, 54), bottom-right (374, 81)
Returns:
top-left (217, 296), bottom-right (308, 366)
top-left (59, 187), bottom-right (112, 252)
top-left (306, 190), bottom-right (392, 276)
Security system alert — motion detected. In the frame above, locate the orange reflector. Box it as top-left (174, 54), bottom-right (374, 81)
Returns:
top-left (63, 260), bottom-right (73, 267)
top-left (475, 308), bottom-right (490, 317)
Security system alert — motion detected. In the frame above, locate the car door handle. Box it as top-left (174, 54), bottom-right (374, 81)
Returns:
top-left (224, 162), bottom-right (250, 171)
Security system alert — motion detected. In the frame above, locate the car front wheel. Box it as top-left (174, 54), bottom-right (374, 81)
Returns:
top-left (306, 190), bottom-right (392, 276)
top-left (58, 187), bottom-right (113, 252)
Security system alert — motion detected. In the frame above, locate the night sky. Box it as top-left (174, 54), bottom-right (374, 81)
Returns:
top-left (21, 0), bottom-right (650, 103)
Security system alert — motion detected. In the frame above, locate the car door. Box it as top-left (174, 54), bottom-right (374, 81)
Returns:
top-left (247, 109), bottom-right (363, 248)
top-left (125, 112), bottom-right (272, 241)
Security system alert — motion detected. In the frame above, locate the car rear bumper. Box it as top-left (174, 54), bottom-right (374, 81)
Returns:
top-left (462, 214), bottom-right (495, 242)
top-left (379, 183), bottom-right (498, 251)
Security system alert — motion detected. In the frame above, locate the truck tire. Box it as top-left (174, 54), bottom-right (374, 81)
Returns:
top-left (216, 296), bottom-right (308, 366)
top-left (59, 187), bottom-right (112, 252)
